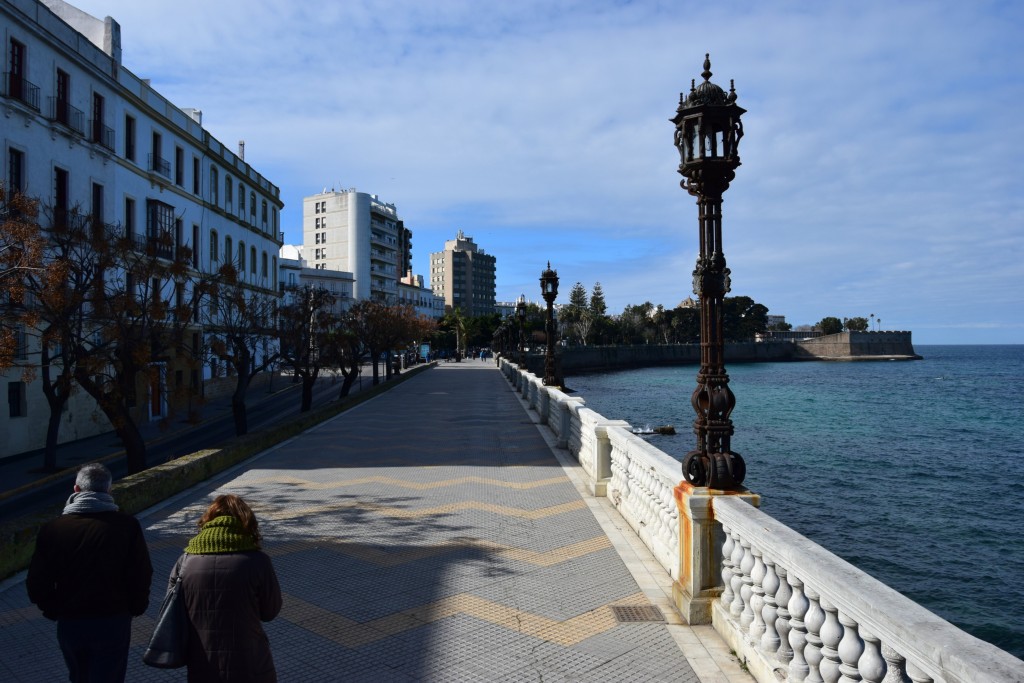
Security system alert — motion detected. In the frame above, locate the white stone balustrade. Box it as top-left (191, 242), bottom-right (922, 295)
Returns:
top-left (712, 496), bottom-right (1024, 683)
top-left (497, 359), bottom-right (1024, 683)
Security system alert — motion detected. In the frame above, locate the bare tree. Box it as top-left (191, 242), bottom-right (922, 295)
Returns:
top-left (200, 262), bottom-right (280, 435)
top-left (278, 284), bottom-right (336, 412)
top-left (0, 186), bottom-right (45, 373)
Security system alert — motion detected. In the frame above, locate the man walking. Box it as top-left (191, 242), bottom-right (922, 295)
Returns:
top-left (27, 463), bottom-right (153, 682)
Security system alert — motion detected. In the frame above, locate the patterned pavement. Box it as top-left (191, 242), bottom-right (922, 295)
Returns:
top-left (0, 362), bottom-right (751, 682)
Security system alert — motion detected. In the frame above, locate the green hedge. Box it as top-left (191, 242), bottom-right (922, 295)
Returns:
top-left (0, 363), bottom-right (434, 580)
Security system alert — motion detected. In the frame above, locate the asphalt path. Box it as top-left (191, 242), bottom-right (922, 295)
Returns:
top-left (0, 364), bottom-right (396, 522)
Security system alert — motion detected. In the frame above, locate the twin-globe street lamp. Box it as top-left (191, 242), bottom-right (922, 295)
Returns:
top-left (539, 262), bottom-right (560, 387)
top-left (672, 54), bottom-right (747, 490)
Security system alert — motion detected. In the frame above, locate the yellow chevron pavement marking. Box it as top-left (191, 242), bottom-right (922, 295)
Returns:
top-left (282, 591), bottom-right (652, 649)
top-left (261, 535), bottom-right (612, 568)
top-left (260, 498), bottom-right (587, 523)
top-left (233, 474), bottom-right (569, 491)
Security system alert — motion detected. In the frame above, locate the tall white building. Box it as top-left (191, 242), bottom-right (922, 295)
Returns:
top-left (1, 0), bottom-right (283, 457)
top-left (303, 189), bottom-right (412, 302)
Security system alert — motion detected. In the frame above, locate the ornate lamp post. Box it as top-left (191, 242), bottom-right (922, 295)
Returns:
top-left (539, 262), bottom-right (560, 386)
top-left (672, 54), bottom-right (747, 490)
top-left (515, 294), bottom-right (527, 368)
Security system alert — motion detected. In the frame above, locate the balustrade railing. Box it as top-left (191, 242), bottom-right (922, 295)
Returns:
top-left (498, 357), bottom-right (1024, 683)
top-left (3, 72), bottom-right (40, 110)
top-left (48, 97), bottom-right (85, 134)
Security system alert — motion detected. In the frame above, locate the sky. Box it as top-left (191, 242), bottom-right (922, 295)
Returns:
top-left (65, 0), bottom-right (1023, 344)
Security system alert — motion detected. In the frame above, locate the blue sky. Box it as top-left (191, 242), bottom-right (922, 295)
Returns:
top-left (68, 0), bottom-right (1023, 343)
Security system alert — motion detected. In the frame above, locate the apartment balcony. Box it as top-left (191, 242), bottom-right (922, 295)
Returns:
top-left (47, 97), bottom-right (85, 135)
top-left (3, 72), bottom-right (40, 111)
top-left (132, 231), bottom-right (175, 260)
top-left (88, 119), bottom-right (115, 151)
top-left (148, 153), bottom-right (172, 180)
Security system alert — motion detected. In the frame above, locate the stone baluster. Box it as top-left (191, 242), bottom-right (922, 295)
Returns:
top-left (729, 530), bottom-right (745, 618)
top-left (775, 565), bottom-right (793, 664)
top-left (880, 644), bottom-right (910, 683)
top-left (803, 586), bottom-right (826, 683)
top-left (837, 610), bottom-right (864, 683)
top-left (738, 539), bottom-right (755, 629)
top-left (748, 547), bottom-right (767, 643)
top-left (760, 555), bottom-right (781, 655)
top-left (818, 598), bottom-right (843, 683)
top-left (786, 573), bottom-right (809, 683)
top-left (720, 526), bottom-right (735, 608)
top-left (858, 628), bottom-right (886, 683)
top-left (904, 662), bottom-right (933, 683)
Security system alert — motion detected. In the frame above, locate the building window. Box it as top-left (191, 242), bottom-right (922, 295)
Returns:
top-left (175, 147), bottom-right (184, 186)
top-left (250, 246), bottom-right (256, 274)
top-left (124, 115), bottom-right (136, 161)
top-left (192, 224), bottom-right (200, 267)
top-left (8, 381), bottom-right (27, 418)
top-left (249, 192), bottom-right (256, 222)
top-left (124, 197), bottom-right (135, 238)
top-left (225, 176), bottom-right (233, 211)
top-left (261, 200), bottom-right (268, 227)
top-left (210, 166), bottom-right (218, 205)
top-left (238, 185), bottom-right (245, 218)
top-left (193, 156), bottom-right (200, 194)
top-left (54, 166), bottom-right (69, 227)
top-left (54, 69), bottom-right (70, 126)
top-left (238, 241), bottom-right (246, 273)
top-left (225, 236), bottom-right (232, 267)
top-left (210, 230), bottom-right (219, 263)
top-left (261, 251), bottom-right (268, 278)
top-left (7, 147), bottom-right (24, 194)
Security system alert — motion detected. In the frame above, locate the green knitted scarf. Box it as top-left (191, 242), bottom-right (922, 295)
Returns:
top-left (185, 515), bottom-right (259, 554)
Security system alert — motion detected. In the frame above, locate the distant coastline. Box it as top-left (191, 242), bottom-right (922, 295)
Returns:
top-left (538, 331), bottom-right (921, 376)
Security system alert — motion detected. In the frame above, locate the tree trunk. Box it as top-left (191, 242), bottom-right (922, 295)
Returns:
top-left (338, 371), bottom-right (357, 398)
top-left (117, 419), bottom-right (147, 474)
top-left (43, 404), bottom-right (63, 472)
top-left (231, 377), bottom-right (250, 435)
top-left (300, 375), bottom-right (315, 412)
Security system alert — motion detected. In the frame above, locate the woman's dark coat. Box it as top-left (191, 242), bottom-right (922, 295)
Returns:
top-left (172, 550), bottom-right (282, 683)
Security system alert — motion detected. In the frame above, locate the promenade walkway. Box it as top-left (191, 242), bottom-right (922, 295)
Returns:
top-left (0, 362), bottom-right (750, 682)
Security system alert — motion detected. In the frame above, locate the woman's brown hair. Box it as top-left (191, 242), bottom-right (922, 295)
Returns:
top-left (198, 494), bottom-right (262, 547)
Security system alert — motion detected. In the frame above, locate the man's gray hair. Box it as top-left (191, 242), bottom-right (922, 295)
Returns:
top-left (75, 463), bottom-right (113, 493)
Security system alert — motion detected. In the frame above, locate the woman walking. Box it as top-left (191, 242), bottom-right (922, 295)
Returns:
top-left (172, 494), bottom-right (282, 682)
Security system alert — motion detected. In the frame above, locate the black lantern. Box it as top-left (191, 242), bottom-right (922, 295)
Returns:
top-left (672, 54), bottom-right (746, 490)
top-left (515, 294), bottom-right (527, 369)
top-left (539, 262), bottom-right (560, 386)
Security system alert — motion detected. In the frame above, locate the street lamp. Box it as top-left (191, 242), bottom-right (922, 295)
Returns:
top-left (515, 294), bottom-right (527, 369)
top-left (672, 54), bottom-right (747, 490)
top-left (540, 262), bottom-right (560, 386)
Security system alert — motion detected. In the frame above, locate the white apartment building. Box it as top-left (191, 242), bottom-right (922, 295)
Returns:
top-left (1, 0), bottom-right (283, 457)
top-left (398, 272), bottom-right (446, 320)
top-left (278, 246), bottom-right (355, 314)
top-left (303, 188), bottom-right (410, 302)
top-left (430, 230), bottom-right (497, 316)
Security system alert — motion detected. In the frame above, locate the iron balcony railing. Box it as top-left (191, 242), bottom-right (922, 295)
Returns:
top-left (131, 231), bottom-right (175, 259)
top-left (48, 97), bottom-right (85, 135)
top-left (3, 72), bottom-right (40, 111)
top-left (88, 119), bottom-right (115, 151)
top-left (148, 153), bottom-right (171, 179)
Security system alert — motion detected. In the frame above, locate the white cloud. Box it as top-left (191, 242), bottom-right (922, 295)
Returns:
top-left (65, 0), bottom-right (1024, 342)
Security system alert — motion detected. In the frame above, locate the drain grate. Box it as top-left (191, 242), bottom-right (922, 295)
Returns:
top-left (611, 605), bottom-right (665, 623)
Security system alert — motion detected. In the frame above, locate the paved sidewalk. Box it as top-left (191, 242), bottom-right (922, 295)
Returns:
top-left (0, 362), bottom-right (750, 682)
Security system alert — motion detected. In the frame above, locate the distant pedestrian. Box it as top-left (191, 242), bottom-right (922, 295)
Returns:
top-left (172, 494), bottom-right (281, 682)
top-left (27, 462), bottom-right (154, 683)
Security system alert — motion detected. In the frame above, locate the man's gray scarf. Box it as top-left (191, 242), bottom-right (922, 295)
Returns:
top-left (63, 491), bottom-right (119, 515)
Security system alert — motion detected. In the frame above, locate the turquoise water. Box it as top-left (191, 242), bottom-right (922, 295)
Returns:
top-left (566, 345), bottom-right (1024, 659)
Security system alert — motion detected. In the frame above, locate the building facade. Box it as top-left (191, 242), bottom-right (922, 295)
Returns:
top-left (398, 272), bottom-right (446, 320)
top-left (430, 230), bottom-right (496, 316)
top-left (302, 188), bottom-right (404, 302)
top-left (2, 0), bottom-right (283, 457)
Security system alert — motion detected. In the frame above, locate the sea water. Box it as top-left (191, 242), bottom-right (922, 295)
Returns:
top-left (565, 345), bottom-right (1024, 659)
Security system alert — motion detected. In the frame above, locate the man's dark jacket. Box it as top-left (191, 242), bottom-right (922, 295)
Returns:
top-left (27, 510), bottom-right (153, 620)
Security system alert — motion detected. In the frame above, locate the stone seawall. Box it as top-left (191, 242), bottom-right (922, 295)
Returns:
top-left (527, 331), bottom-right (920, 375)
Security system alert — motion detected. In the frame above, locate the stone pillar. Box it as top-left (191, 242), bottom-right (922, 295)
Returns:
top-left (672, 482), bottom-right (760, 624)
top-left (591, 421), bottom-right (629, 496)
